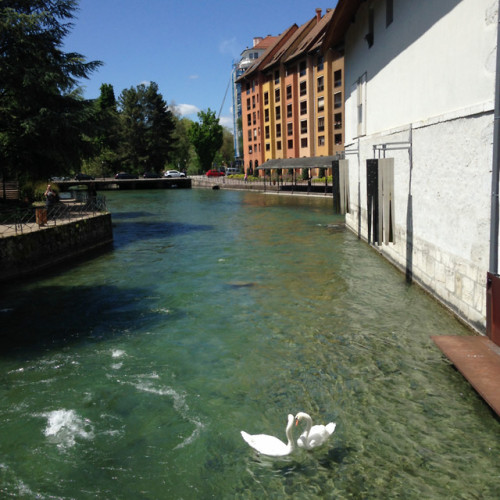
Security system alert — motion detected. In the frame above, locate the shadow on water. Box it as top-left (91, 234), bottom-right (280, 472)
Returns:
top-left (111, 220), bottom-right (213, 250)
top-left (0, 284), bottom-right (171, 357)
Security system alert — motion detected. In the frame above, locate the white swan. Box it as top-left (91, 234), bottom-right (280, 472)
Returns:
top-left (241, 414), bottom-right (295, 457)
top-left (295, 412), bottom-right (336, 450)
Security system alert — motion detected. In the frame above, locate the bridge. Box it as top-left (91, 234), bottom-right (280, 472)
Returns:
top-left (53, 177), bottom-right (191, 191)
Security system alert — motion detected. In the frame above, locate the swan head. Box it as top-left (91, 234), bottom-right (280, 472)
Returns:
top-left (294, 412), bottom-right (311, 426)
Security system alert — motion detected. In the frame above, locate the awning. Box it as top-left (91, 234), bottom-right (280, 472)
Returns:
top-left (256, 156), bottom-right (338, 170)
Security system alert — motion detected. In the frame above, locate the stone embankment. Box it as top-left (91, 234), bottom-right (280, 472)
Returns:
top-left (0, 213), bottom-right (113, 282)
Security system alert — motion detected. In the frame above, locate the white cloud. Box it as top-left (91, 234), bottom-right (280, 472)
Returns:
top-left (219, 115), bottom-right (233, 132)
top-left (172, 103), bottom-right (200, 116)
top-left (189, 74), bottom-right (199, 80)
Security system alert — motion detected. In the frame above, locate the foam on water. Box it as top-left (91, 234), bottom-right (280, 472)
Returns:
top-left (42, 409), bottom-right (94, 449)
top-left (130, 378), bottom-right (205, 449)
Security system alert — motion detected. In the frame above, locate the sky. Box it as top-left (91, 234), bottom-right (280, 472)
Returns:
top-left (63, 0), bottom-right (339, 131)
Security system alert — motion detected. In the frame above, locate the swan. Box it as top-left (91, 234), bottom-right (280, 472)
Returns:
top-left (295, 412), bottom-right (336, 450)
top-left (241, 414), bottom-right (295, 457)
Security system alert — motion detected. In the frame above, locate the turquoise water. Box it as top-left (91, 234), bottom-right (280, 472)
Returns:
top-left (1, 189), bottom-right (499, 499)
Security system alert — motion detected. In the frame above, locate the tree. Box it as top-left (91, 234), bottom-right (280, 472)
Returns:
top-left (118, 82), bottom-right (177, 173)
top-left (188, 109), bottom-right (223, 172)
top-left (0, 0), bottom-right (102, 181)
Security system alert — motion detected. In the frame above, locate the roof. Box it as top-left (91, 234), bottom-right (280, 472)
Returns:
top-left (236, 25), bottom-right (298, 82)
top-left (322, 0), bottom-right (364, 50)
top-left (257, 156), bottom-right (339, 170)
top-left (285, 8), bottom-right (335, 63)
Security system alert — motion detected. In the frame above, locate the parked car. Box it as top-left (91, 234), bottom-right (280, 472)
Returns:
top-left (115, 172), bottom-right (138, 179)
top-left (206, 170), bottom-right (225, 177)
top-left (143, 172), bottom-right (161, 178)
top-left (164, 170), bottom-right (186, 178)
top-left (74, 173), bottom-right (94, 180)
top-left (225, 168), bottom-right (239, 175)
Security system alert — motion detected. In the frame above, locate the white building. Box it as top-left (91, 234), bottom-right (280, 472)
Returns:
top-left (324, 0), bottom-right (499, 332)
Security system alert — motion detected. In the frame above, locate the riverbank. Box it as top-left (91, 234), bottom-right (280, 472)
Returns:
top-left (0, 212), bottom-right (113, 283)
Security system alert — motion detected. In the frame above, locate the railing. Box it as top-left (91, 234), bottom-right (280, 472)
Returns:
top-left (0, 195), bottom-right (107, 237)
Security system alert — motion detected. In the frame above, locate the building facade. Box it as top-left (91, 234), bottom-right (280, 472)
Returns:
top-left (324, 0), bottom-right (498, 332)
top-left (236, 8), bottom-right (345, 177)
top-left (231, 36), bottom-right (277, 168)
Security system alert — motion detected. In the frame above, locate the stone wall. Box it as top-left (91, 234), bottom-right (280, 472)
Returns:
top-left (0, 214), bottom-right (113, 282)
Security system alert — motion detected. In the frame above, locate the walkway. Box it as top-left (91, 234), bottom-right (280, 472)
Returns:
top-left (432, 335), bottom-right (500, 417)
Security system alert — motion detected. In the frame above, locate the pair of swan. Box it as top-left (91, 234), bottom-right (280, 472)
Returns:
top-left (240, 412), bottom-right (336, 457)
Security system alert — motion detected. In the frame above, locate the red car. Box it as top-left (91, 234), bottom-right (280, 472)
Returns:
top-left (206, 170), bottom-right (225, 177)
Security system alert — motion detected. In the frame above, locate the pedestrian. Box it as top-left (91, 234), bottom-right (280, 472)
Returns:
top-left (244, 172), bottom-right (248, 182)
top-left (44, 184), bottom-right (57, 209)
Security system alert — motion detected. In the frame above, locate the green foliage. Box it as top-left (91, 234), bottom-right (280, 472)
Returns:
top-left (0, 0), bottom-right (102, 181)
top-left (118, 82), bottom-right (177, 174)
top-left (188, 109), bottom-right (223, 172)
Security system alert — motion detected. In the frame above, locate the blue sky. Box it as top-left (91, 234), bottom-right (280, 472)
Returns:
top-left (64, 0), bottom-right (338, 130)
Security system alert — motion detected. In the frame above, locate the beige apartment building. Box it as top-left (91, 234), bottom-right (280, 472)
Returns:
top-left (237, 8), bottom-right (344, 177)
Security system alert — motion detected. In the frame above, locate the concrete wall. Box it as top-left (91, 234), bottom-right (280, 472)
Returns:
top-left (0, 214), bottom-right (113, 282)
top-left (342, 0), bottom-right (498, 333)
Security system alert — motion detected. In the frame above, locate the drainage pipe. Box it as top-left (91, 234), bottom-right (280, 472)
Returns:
top-left (489, 2), bottom-right (500, 274)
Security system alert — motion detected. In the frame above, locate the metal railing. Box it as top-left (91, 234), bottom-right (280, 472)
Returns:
top-left (0, 195), bottom-right (107, 237)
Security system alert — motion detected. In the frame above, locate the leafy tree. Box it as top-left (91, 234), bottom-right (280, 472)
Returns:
top-left (118, 82), bottom-right (176, 173)
top-left (0, 0), bottom-right (102, 182)
top-left (188, 109), bottom-right (223, 172)
top-left (169, 116), bottom-right (196, 174)
top-left (92, 83), bottom-right (120, 175)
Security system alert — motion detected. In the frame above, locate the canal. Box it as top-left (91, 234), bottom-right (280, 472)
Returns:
top-left (1, 189), bottom-right (499, 498)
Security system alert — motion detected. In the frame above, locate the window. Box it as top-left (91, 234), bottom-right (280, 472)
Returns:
top-left (286, 85), bottom-right (292, 100)
top-left (274, 71), bottom-right (280, 84)
top-left (247, 115), bottom-right (251, 126)
top-left (299, 61), bottom-right (306, 77)
top-left (334, 113), bottom-right (342, 130)
top-left (300, 101), bottom-right (307, 115)
top-left (253, 112), bottom-right (256, 125)
top-left (246, 98), bottom-right (251, 111)
top-left (317, 55), bottom-right (324, 72)
top-left (318, 116), bottom-right (325, 132)
top-left (277, 141), bottom-right (282, 151)
top-left (334, 92), bottom-right (342, 109)
top-left (300, 81), bottom-right (307, 96)
top-left (248, 145), bottom-right (253, 154)
top-left (335, 134), bottom-right (342, 145)
top-left (317, 76), bottom-right (324, 93)
top-left (287, 123), bottom-right (293, 136)
top-left (301, 138), bottom-right (308, 148)
top-left (318, 96), bottom-right (324, 113)
top-left (300, 120), bottom-right (308, 134)
top-left (287, 104), bottom-right (292, 118)
top-left (334, 70), bottom-right (342, 87)
top-left (366, 7), bottom-right (374, 47)
top-left (252, 96), bottom-right (255, 108)
top-left (264, 109), bottom-right (269, 122)
top-left (275, 88), bottom-right (280, 103)
top-left (288, 139), bottom-right (293, 149)
top-left (276, 123), bottom-right (282, 138)
top-left (275, 106), bottom-right (281, 120)
top-left (265, 143), bottom-right (270, 151)
top-left (351, 73), bottom-right (367, 137)
top-left (264, 92), bottom-right (269, 105)
top-left (265, 126), bottom-right (270, 139)
top-left (248, 130), bottom-right (252, 141)
top-left (246, 82), bottom-right (250, 94)
top-left (254, 128), bottom-right (257, 139)
top-left (386, 0), bottom-right (393, 27)
top-left (318, 136), bottom-right (325, 146)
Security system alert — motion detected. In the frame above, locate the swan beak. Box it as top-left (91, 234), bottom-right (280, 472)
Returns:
top-left (295, 419), bottom-right (299, 426)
